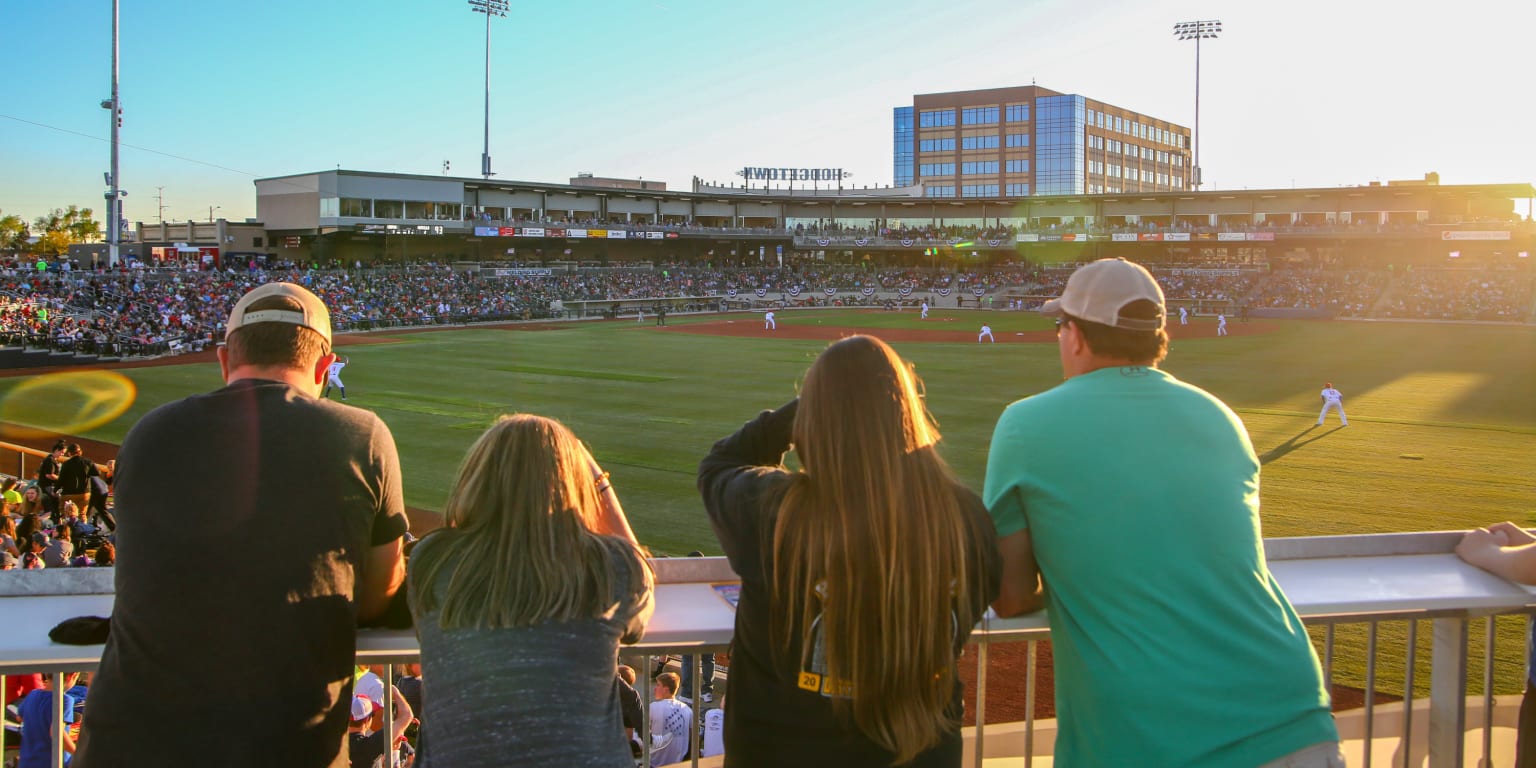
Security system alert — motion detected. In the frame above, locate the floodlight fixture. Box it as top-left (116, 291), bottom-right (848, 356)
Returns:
top-left (469, 0), bottom-right (511, 179)
top-left (1173, 19), bottom-right (1221, 190)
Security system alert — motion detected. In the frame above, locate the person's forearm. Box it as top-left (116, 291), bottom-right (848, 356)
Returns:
top-left (1478, 543), bottom-right (1536, 585)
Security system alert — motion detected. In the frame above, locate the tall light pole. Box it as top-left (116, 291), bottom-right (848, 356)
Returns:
top-left (102, 0), bottom-right (124, 264)
top-left (1173, 19), bottom-right (1220, 191)
top-left (468, 0), bottom-right (509, 180)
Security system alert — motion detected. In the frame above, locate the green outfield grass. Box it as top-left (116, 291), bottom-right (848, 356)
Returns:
top-left (8, 312), bottom-right (1532, 552)
top-left (4, 311), bottom-right (1535, 696)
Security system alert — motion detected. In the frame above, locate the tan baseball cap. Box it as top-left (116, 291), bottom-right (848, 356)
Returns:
top-left (1040, 258), bottom-right (1165, 331)
top-left (224, 282), bottom-right (332, 344)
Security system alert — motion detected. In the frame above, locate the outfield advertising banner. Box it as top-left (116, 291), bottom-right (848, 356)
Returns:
top-left (499, 227), bottom-right (518, 237)
top-left (607, 230), bottom-right (627, 239)
top-left (520, 227), bottom-right (545, 237)
top-left (568, 229), bottom-right (587, 238)
top-left (1218, 232), bottom-right (1246, 241)
top-left (1164, 232), bottom-right (1191, 241)
top-left (589, 229), bottom-right (607, 238)
top-left (473, 226), bottom-right (498, 237)
top-left (1442, 231), bottom-right (1511, 241)
top-left (1112, 233), bottom-right (1138, 242)
top-left (1016, 234), bottom-right (1039, 242)
top-left (547, 228), bottom-right (566, 238)
top-left (645, 231), bottom-right (664, 240)
top-left (1248, 232), bottom-right (1276, 241)
top-left (1137, 233), bottom-right (1163, 241)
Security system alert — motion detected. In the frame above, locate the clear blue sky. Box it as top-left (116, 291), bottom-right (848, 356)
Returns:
top-left (4, 0), bottom-right (1534, 226)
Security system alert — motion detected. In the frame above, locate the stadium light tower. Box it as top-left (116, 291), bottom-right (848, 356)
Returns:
top-left (102, 0), bottom-right (124, 265)
top-left (1173, 19), bottom-right (1220, 191)
top-left (468, 0), bottom-right (509, 180)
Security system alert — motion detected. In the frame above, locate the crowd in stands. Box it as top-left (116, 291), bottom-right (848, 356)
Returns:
top-left (1245, 270), bottom-right (1391, 317)
top-left (1379, 269), bottom-right (1536, 321)
top-left (0, 257), bottom-right (1531, 359)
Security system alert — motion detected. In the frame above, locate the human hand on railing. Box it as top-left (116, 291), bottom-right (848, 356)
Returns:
top-left (1485, 521), bottom-right (1535, 547)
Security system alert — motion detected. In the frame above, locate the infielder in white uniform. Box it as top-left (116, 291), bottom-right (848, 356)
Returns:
top-left (978, 324), bottom-right (994, 343)
top-left (1318, 382), bottom-right (1347, 426)
top-left (1216, 314), bottom-right (1228, 336)
top-left (323, 355), bottom-right (349, 401)
top-left (1179, 306), bottom-right (1189, 325)
top-left (764, 311), bottom-right (776, 330)
top-left (920, 301), bottom-right (929, 319)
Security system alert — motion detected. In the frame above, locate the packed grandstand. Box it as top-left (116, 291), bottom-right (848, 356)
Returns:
top-left (0, 256), bottom-right (1531, 359)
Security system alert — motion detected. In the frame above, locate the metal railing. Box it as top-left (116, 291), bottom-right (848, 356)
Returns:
top-left (2, 533), bottom-right (1531, 768)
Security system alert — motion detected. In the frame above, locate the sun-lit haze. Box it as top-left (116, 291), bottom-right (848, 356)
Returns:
top-left (4, 0), bottom-right (1534, 225)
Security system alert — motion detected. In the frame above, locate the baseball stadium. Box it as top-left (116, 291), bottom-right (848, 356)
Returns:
top-left (4, 9), bottom-right (1536, 759)
top-left (3, 166), bottom-right (1534, 765)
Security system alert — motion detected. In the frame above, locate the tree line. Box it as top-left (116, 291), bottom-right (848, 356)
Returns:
top-left (0, 206), bottom-right (105, 257)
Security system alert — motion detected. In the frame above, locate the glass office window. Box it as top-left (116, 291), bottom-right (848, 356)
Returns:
top-left (1006, 104), bottom-right (1030, 122)
top-left (319, 198), bottom-right (338, 218)
top-left (920, 163), bottom-right (956, 176)
top-left (374, 200), bottom-right (405, 219)
top-left (1006, 183), bottom-right (1030, 196)
top-left (961, 135), bottom-right (1000, 150)
top-left (1033, 94), bottom-right (1086, 195)
top-left (1005, 133), bottom-right (1030, 147)
top-left (339, 198), bottom-right (372, 217)
top-left (919, 137), bottom-right (956, 152)
top-left (919, 109), bottom-right (956, 128)
top-left (962, 106), bottom-right (999, 125)
top-left (1005, 159), bottom-right (1030, 173)
top-left (893, 106), bottom-right (915, 186)
top-left (961, 184), bottom-right (1000, 197)
top-left (962, 161), bottom-right (999, 175)
top-left (925, 185), bottom-right (956, 198)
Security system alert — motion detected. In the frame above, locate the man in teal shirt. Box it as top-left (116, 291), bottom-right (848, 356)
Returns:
top-left (983, 258), bottom-right (1340, 767)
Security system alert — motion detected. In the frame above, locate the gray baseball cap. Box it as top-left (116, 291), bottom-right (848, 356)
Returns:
top-left (225, 282), bottom-right (332, 344)
top-left (1041, 258), bottom-right (1165, 331)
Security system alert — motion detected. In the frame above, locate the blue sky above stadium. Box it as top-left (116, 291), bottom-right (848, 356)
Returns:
top-left (4, 0), bottom-right (1533, 224)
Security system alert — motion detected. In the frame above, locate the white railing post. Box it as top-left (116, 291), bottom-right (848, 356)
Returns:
top-left (1429, 617), bottom-right (1469, 768)
top-left (973, 640), bottom-right (987, 768)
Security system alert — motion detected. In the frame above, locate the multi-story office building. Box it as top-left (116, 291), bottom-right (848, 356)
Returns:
top-left (893, 85), bottom-right (1191, 198)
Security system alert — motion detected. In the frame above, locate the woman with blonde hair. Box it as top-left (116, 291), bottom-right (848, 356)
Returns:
top-left (408, 414), bottom-right (653, 767)
top-left (699, 334), bottom-right (1000, 767)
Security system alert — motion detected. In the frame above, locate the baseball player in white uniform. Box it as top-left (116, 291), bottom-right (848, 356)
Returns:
top-left (1318, 382), bottom-right (1347, 426)
top-left (764, 311), bottom-right (776, 330)
top-left (920, 301), bottom-right (929, 319)
top-left (1216, 314), bottom-right (1228, 336)
top-left (978, 324), bottom-right (994, 343)
top-left (1179, 306), bottom-right (1189, 325)
top-left (323, 355), bottom-right (349, 401)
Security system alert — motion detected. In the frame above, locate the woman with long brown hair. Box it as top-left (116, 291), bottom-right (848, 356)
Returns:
top-left (699, 334), bottom-right (1000, 767)
top-left (408, 414), bottom-right (653, 767)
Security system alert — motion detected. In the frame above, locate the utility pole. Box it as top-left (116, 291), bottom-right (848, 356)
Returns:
top-left (156, 187), bottom-right (166, 224)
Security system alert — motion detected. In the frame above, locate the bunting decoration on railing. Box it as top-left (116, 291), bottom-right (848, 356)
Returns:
top-left (816, 238), bottom-right (830, 247)
top-left (787, 285), bottom-right (802, 297)
top-left (854, 238), bottom-right (869, 246)
top-left (899, 238), bottom-right (914, 247)
top-left (973, 287), bottom-right (986, 296)
top-left (754, 288), bottom-right (767, 297)
top-left (986, 239), bottom-right (1003, 247)
top-left (727, 288), bottom-right (737, 298)
top-left (897, 286), bottom-right (912, 297)
top-left (860, 287), bottom-right (875, 296)
top-left (947, 238), bottom-right (961, 245)
top-left (824, 288), bottom-right (837, 296)
top-left (935, 288), bottom-right (951, 297)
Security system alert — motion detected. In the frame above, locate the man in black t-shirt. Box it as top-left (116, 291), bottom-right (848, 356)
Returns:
top-left (76, 282), bottom-right (409, 768)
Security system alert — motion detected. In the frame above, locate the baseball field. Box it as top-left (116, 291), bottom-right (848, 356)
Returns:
top-left (4, 308), bottom-right (1534, 704)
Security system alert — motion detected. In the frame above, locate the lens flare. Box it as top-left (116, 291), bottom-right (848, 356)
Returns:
top-left (0, 371), bottom-right (137, 439)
